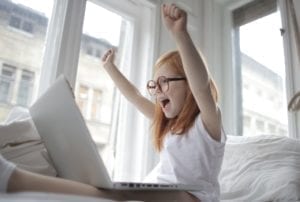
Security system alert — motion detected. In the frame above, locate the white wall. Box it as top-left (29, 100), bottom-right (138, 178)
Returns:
top-left (156, 0), bottom-right (231, 133)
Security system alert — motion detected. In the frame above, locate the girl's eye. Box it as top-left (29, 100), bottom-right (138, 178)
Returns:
top-left (160, 78), bottom-right (168, 84)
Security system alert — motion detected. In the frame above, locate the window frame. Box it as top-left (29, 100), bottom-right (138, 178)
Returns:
top-left (233, 2), bottom-right (289, 136)
top-left (220, 0), bottom-right (299, 138)
top-left (38, 0), bottom-right (160, 181)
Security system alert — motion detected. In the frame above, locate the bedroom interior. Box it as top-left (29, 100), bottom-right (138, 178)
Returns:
top-left (0, 0), bottom-right (299, 201)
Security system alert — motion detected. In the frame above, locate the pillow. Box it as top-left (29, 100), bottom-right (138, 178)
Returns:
top-left (0, 107), bottom-right (57, 177)
top-left (220, 135), bottom-right (300, 201)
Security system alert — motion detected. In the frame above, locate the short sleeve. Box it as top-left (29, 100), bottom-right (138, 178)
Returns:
top-left (196, 114), bottom-right (226, 146)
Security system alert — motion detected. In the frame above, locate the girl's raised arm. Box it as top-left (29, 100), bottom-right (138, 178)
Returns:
top-left (101, 49), bottom-right (155, 120)
top-left (161, 4), bottom-right (221, 141)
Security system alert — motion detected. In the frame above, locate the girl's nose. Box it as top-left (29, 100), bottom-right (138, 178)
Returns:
top-left (154, 85), bottom-right (162, 95)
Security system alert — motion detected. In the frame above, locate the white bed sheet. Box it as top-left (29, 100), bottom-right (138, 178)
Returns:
top-left (220, 135), bottom-right (300, 201)
top-left (2, 108), bottom-right (300, 201)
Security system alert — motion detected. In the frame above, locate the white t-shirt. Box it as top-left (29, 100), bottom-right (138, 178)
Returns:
top-left (144, 114), bottom-right (226, 202)
top-left (0, 154), bottom-right (16, 192)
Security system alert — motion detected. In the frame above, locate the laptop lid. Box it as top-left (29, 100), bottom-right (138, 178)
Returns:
top-left (29, 75), bottom-right (113, 189)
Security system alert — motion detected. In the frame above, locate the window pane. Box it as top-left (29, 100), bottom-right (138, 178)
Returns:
top-left (9, 16), bottom-right (21, 28)
top-left (0, 65), bottom-right (16, 103)
top-left (75, 1), bottom-right (131, 177)
top-left (239, 11), bottom-right (288, 136)
top-left (0, 0), bottom-right (54, 121)
top-left (17, 70), bottom-right (34, 106)
top-left (91, 89), bottom-right (102, 121)
top-left (22, 21), bottom-right (33, 33)
top-left (77, 85), bottom-right (89, 117)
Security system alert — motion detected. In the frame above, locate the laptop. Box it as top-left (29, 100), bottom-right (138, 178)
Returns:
top-left (29, 75), bottom-right (201, 191)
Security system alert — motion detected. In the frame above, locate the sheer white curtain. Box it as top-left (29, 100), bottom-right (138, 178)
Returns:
top-left (286, 0), bottom-right (300, 112)
top-left (110, 1), bottom-right (160, 182)
top-left (281, 0), bottom-right (300, 138)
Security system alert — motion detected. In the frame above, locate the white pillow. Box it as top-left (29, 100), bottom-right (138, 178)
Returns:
top-left (0, 107), bottom-right (57, 177)
top-left (220, 135), bottom-right (300, 201)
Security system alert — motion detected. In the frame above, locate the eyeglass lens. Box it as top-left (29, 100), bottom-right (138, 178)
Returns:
top-left (147, 76), bottom-right (169, 95)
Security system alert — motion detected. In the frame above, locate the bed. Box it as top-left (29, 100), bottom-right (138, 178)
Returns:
top-left (1, 107), bottom-right (300, 201)
top-left (220, 135), bottom-right (300, 201)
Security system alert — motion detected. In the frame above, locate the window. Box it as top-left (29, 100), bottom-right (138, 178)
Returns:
top-left (1, 0), bottom-right (157, 182)
top-left (84, 40), bottom-right (104, 59)
top-left (256, 119), bottom-right (265, 133)
top-left (87, 46), bottom-right (93, 56)
top-left (77, 85), bottom-right (89, 117)
top-left (76, 85), bottom-right (103, 121)
top-left (243, 115), bottom-right (251, 128)
top-left (0, 0), bottom-right (54, 121)
top-left (17, 70), bottom-right (34, 106)
top-left (9, 16), bottom-right (21, 28)
top-left (95, 49), bottom-right (102, 58)
top-left (268, 123), bottom-right (276, 134)
top-left (0, 64), bottom-right (16, 103)
top-left (9, 15), bottom-right (34, 34)
top-left (75, 0), bottom-right (128, 176)
top-left (233, 0), bottom-right (288, 136)
top-left (91, 89), bottom-right (102, 121)
top-left (71, 0), bottom-right (157, 181)
top-left (23, 21), bottom-right (33, 33)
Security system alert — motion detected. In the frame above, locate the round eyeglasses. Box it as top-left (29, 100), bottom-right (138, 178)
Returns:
top-left (146, 76), bottom-right (186, 96)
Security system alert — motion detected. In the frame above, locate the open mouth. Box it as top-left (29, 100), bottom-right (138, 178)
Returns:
top-left (161, 98), bottom-right (170, 108)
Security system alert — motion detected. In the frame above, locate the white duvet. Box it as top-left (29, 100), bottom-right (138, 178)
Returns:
top-left (1, 107), bottom-right (300, 201)
top-left (220, 135), bottom-right (300, 201)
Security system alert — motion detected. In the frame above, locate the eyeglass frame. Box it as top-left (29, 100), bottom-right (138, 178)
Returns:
top-left (146, 76), bottom-right (186, 96)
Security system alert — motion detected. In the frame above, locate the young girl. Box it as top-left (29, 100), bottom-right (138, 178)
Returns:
top-left (1, 3), bottom-right (224, 202)
top-left (101, 3), bottom-right (226, 202)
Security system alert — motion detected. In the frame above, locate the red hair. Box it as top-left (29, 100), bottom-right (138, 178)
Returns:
top-left (151, 50), bottom-right (218, 151)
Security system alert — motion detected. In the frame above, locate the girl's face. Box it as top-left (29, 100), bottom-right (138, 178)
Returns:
top-left (154, 64), bottom-right (187, 118)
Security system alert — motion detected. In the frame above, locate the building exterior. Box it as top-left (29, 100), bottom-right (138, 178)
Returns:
top-left (241, 53), bottom-right (288, 136)
top-left (0, 0), bottom-right (115, 151)
top-left (0, 0), bottom-right (47, 119)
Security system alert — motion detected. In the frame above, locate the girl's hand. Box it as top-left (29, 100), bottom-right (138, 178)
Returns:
top-left (101, 48), bottom-right (115, 69)
top-left (161, 4), bottom-right (187, 34)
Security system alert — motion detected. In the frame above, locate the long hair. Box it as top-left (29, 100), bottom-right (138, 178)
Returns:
top-left (152, 50), bottom-right (219, 151)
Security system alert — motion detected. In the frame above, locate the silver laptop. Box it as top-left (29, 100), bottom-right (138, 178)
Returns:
top-left (29, 75), bottom-right (200, 191)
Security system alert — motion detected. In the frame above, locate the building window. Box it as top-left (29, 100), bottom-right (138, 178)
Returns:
top-left (87, 46), bottom-right (93, 56)
top-left (268, 123), bottom-right (276, 134)
top-left (256, 120), bottom-right (265, 133)
top-left (9, 15), bottom-right (34, 34)
top-left (0, 64), bottom-right (16, 103)
top-left (91, 89), bottom-right (102, 121)
top-left (86, 46), bottom-right (102, 59)
top-left (243, 115), bottom-right (251, 128)
top-left (9, 15), bottom-right (21, 29)
top-left (17, 70), bottom-right (34, 106)
top-left (22, 21), bottom-right (33, 33)
top-left (95, 49), bottom-right (102, 58)
top-left (77, 85), bottom-right (89, 117)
